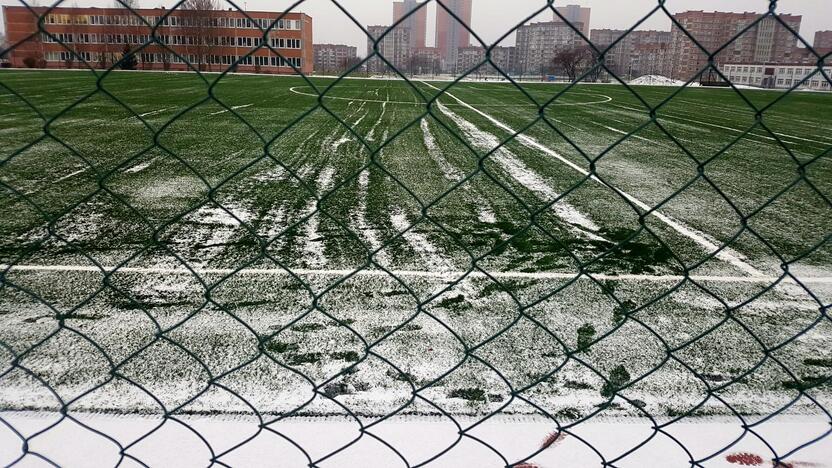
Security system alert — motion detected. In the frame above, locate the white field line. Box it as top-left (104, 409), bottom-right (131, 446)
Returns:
top-left (611, 103), bottom-right (831, 147)
top-left (208, 104), bottom-right (253, 116)
top-left (421, 81), bottom-right (764, 278)
top-left (3, 263), bottom-right (830, 284)
top-left (435, 101), bottom-right (604, 240)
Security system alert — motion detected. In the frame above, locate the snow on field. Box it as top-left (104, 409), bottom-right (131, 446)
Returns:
top-left (303, 166), bottom-right (336, 268)
top-left (1, 412), bottom-right (828, 468)
top-left (422, 81), bottom-right (765, 277)
top-left (434, 101), bottom-right (604, 240)
top-left (367, 101), bottom-right (387, 141)
top-left (629, 75), bottom-right (689, 86)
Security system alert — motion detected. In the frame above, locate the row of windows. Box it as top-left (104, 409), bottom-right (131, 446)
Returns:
top-left (138, 52), bottom-right (302, 67)
top-left (45, 13), bottom-right (303, 30)
top-left (725, 64), bottom-right (832, 75)
top-left (41, 33), bottom-right (301, 49)
top-left (44, 50), bottom-right (303, 68)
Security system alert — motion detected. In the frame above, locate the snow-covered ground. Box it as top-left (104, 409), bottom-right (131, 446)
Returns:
top-left (1, 412), bottom-right (828, 467)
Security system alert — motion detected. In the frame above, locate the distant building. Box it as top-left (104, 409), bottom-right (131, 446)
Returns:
top-left (670, 10), bottom-right (802, 81)
top-left (366, 25), bottom-right (411, 74)
top-left (456, 45), bottom-right (517, 76)
top-left (490, 46), bottom-right (517, 75)
top-left (435, 0), bottom-right (472, 71)
top-left (814, 30), bottom-right (832, 50)
top-left (1, 5), bottom-right (313, 74)
top-left (411, 46), bottom-right (442, 74)
top-left (516, 21), bottom-right (584, 77)
top-left (393, 0), bottom-right (427, 49)
top-left (553, 5), bottom-right (591, 37)
top-left (723, 62), bottom-right (831, 90)
top-left (313, 43), bottom-right (357, 74)
top-left (591, 29), bottom-right (671, 79)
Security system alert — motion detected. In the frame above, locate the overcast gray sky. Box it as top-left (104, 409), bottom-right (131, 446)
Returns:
top-left (2, 0), bottom-right (830, 56)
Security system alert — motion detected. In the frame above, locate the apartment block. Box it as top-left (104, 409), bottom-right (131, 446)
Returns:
top-left (516, 21), bottom-right (584, 76)
top-left (366, 25), bottom-right (411, 74)
top-left (392, 0), bottom-right (427, 49)
top-left (313, 43), bottom-right (356, 73)
top-left (2, 5), bottom-right (312, 74)
top-left (670, 10), bottom-right (801, 80)
top-left (591, 29), bottom-right (671, 78)
top-left (814, 30), bottom-right (832, 50)
top-left (435, 0), bottom-right (472, 70)
top-left (553, 5), bottom-right (591, 37)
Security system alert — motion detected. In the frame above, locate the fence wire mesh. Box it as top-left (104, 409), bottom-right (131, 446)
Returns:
top-left (0, 0), bottom-right (831, 466)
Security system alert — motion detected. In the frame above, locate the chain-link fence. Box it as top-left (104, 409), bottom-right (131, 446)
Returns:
top-left (0, 0), bottom-right (830, 466)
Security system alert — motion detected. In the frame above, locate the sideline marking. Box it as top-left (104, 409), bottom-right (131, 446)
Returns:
top-left (288, 85), bottom-right (613, 107)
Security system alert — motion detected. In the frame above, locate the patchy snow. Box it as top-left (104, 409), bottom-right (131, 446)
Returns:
top-left (434, 101), bottom-right (603, 239)
top-left (390, 207), bottom-right (452, 274)
top-left (303, 166), bottom-right (336, 268)
top-left (629, 75), bottom-right (689, 86)
top-left (124, 156), bottom-right (160, 174)
top-left (354, 168), bottom-right (389, 266)
top-left (366, 101), bottom-right (387, 141)
top-left (422, 81), bottom-right (764, 278)
top-left (421, 118), bottom-right (464, 181)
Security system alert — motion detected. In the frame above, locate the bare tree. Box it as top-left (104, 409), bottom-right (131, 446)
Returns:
top-left (180, 0), bottom-right (219, 72)
top-left (114, 0), bottom-right (138, 8)
top-left (551, 46), bottom-right (593, 82)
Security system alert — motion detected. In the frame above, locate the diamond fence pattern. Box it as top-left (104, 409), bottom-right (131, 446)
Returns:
top-left (0, 0), bottom-right (830, 466)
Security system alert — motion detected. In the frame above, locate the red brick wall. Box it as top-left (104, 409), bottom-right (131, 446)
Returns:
top-left (2, 6), bottom-right (313, 75)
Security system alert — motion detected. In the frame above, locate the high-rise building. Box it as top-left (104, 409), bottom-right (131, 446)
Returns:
top-left (591, 29), bottom-right (671, 78)
top-left (1, 5), bottom-right (313, 74)
top-left (553, 5), bottom-right (591, 37)
top-left (435, 0), bottom-right (472, 71)
top-left (313, 44), bottom-right (357, 73)
top-left (366, 25), bottom-right (411, 74)
top-left (516, 21), bottom-right (584, 77)
top-left (814, 31), bottom-right (832, 50)
top-left (393, 0), bottom-right (427, 49)
top-left (669, 10), bottom-right (801, 80)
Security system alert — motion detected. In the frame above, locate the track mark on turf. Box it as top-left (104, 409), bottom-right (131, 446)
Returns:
top-left (367, 101), bottom-right (387, 141)
top-left (435, 101), bottom-right (604, 240)
top-left (421, 81), bottom-right (764, 277)
top-left (209, 104), bottom-right (253, 116)
top-left (303, 166), bottom-right (335, 268)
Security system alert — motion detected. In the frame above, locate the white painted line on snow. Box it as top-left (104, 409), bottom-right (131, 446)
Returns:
top-left (2, 263), bottom-right (831, 284)
top-left (208, 104), bottom-right (253, 116)
top-left (420, 81), bottom-right (765, 278)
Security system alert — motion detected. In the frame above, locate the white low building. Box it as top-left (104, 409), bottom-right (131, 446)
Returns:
top-left (723, 63), bottom-right (831, 91)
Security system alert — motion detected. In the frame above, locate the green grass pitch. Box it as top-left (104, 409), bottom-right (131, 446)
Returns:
top-left (0, 69), bottom-right (829, 418)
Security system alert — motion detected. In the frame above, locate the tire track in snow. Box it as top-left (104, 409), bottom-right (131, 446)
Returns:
top-left (303, 166), bottom-right (335, 268)
top-left (421, 81), bottom-right (763, 277)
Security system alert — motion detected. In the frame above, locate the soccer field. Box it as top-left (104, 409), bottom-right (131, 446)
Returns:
top-left (0, 70), bottom-right (830, 419)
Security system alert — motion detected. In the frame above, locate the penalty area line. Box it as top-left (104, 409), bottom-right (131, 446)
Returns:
top-left (1, 264), bottom-right (830, 284)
